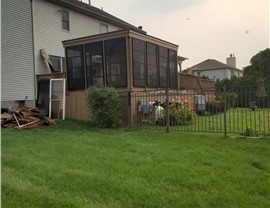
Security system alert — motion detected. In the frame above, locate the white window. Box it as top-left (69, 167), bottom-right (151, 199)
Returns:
top-left (100, 23), bottom-right (108, 34)
top-left (62, 9), bottom-right (70, 31)
top-left (49, 55), bottom-right (65, 72)
top-left (197, 72), bottom-right (201, 76)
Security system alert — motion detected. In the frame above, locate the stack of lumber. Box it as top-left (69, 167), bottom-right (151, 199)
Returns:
top-left (1, 106), bottom-right (55, 130)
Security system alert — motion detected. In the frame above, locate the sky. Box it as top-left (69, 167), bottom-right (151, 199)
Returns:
top-left (86, 0), bottom-right (269, 70)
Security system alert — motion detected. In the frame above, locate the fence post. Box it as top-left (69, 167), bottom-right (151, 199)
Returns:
top-left (166, 88), bottom-right (170, 133)
top-left (128, 91), bottom-right (132, 129)
top-left (223, 85), bottom-right (227, 137)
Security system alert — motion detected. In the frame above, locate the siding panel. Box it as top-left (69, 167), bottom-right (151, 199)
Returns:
top-left (66, 90), bottom-right (88, 120)
top-left (33, 0), bottom-right (122, 75)
top-left (1, 0), bottom-right (35, 103)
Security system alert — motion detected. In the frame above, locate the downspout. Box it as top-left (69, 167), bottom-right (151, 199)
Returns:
top-left (30, 0), bottom-right (37, 106)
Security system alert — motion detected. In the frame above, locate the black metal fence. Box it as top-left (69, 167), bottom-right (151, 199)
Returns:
top-left (123, 85), bottom-right (270, 137)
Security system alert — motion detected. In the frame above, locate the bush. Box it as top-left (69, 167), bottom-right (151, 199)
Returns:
top-left (169, 107), bottom-right (197, 125)
top-left (87, 87), bottom-right (123, 128)
top-left (206, 100), bottom-right (227, 115)
top-left (242, 127), bottom-right (259, 137)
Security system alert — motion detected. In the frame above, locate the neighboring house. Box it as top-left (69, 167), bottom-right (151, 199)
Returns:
top-left (2, 0), bottom-right (145, 108)
top-left (182, 54), bottom-right (243, 80)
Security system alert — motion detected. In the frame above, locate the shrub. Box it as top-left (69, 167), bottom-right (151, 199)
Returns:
top-left (87, 87), bottom-right (123, 128)
top-left (242, 127), bottom-right (259, 137)
top-left (206, 100), bottom-right (227, 115)
top-left (169, 107), bottom-right (197, 125)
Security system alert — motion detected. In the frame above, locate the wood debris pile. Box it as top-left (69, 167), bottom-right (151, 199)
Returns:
top-left (1, 106), bottom-right (55, 130)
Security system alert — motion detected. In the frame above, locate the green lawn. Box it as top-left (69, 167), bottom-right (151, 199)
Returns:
top-left (2, 120), bottom-right (270, 208)
top-left (174, 108), bottom-right (270, 136)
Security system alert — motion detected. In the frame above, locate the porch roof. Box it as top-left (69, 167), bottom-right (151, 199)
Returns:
top-left (62, 29), bottom-right (178, 50)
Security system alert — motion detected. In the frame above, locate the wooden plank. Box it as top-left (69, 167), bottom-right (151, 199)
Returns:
top-left (16, 119), bottom-right (43, 130)
top-left (1, 113), bottom-right (13, 120)
top-left (13, 113), bottom-right (21, 127)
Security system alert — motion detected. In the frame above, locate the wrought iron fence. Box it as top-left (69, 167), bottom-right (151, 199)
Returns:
top-left (123, 85), bottom-right (270, 137)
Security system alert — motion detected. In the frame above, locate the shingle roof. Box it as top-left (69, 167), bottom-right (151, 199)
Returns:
top-left (185, 59), bottom-right (242, 72)
top-left (45, 0), bottom-right (146, 34)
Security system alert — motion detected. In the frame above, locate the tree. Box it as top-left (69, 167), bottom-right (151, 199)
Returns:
top-left (243, 48), bottom-right (270, 80)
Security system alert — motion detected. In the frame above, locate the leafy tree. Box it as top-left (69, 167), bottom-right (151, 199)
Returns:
top-left (243, 48), bottom-right (270, 80)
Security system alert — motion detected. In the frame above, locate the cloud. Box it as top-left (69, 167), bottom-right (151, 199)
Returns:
top-left (128, 0), bottom-right (205, 13)
top-left (145, 0), bottom-right (269, 69)
top-left (90, 0), bottom-right (269, 70)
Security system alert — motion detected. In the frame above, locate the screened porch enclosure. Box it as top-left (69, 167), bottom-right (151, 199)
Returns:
top-left (63, 29), bottom-right (178, 120)
top-left (66, 37), bottom-right (127, 90)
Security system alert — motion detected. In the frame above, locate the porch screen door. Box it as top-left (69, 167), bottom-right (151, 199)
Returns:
top-left (49, 78), bottom-right (66, 120)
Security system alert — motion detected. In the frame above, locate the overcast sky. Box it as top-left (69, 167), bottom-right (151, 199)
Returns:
top-left (87, 0), bottom-right (269, 70)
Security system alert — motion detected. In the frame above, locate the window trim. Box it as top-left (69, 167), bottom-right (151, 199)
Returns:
top-left (62, 9), bottom-right (70, 31)
top-left (146, 42), bottom-right (159, 88)
top-left (49, 55), bottom-right (65, 72)
top-left (158, 46), bottom-right (169, 88)
top-left (104, 37), bottom-right (127, 88)
top-left (132, 38), bottom-right (146, 87)
top-left (85, 41), bottom-right (105, 87)
top-left (169, 49), bottom-right (177, 89)
top-left (66, 45), bottom-right (85, 91)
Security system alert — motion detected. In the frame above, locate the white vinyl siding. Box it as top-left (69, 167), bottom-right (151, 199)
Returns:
top-left (100, 23), bottom-right (108, 33)
top-left (193, 69), bottom-right (243, 80)
top-left (1, 0), bottom-right (127, 107)
top-left (193, 69), bottom-right (228, 80)
top-left (33, 0), bottom-right (122, 75)
top-left (1, 0), bottom-right (35, 104)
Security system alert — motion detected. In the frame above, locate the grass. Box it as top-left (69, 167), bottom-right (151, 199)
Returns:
top-left (172, 108), bottom-right (270, 136)
top-left (2, 119), bottom-right (270, 208)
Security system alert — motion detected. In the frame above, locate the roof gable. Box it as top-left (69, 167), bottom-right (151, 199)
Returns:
top-left (45, 0), bottom-right (146, 34)
top-left (186, 59), bottom-right (242, 72)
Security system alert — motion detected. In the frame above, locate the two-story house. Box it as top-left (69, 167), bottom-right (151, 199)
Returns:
top-left (182, 54), bottom-right (243, 80)
top-left (2, 0), bottom-right (145, 109)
